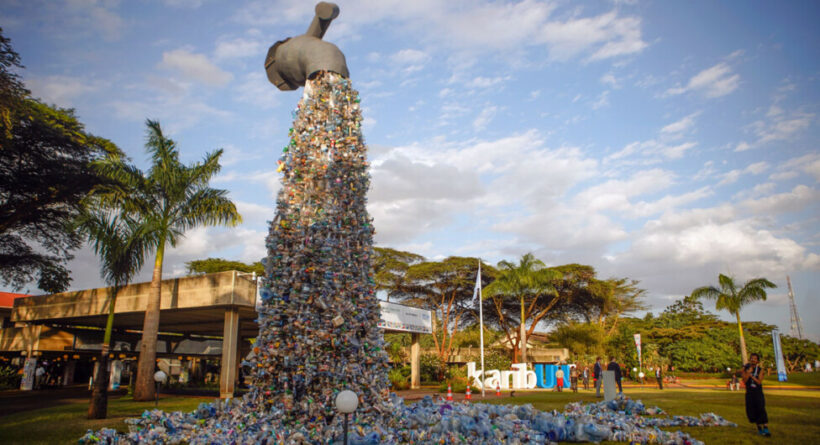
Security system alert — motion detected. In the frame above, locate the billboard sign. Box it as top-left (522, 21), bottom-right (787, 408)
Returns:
top-left (377, 301), bottom-right (432, 334)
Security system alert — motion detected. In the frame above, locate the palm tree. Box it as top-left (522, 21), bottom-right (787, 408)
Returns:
top-left (77, 208), bottom-right (152, 418)
top-left (484, 253), bottom-right (559, 363)
top-left (94, 120), bottom-right (242, 401)
top-left (691, 274), bottom-right (776, 364)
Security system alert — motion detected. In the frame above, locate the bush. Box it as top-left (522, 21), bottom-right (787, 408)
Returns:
top-left (438, 375), bottom-right (468, 393)
top-left (420, 353), bottom-right (445, 383)
top-left (0, 365), bottom-right (21, 390)
top-left (388, 365), bottom-right (411, 390)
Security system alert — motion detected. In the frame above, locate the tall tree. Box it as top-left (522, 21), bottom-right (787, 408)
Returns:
top-left (94, 120), bottom-right (242, 401)
top-left (76, 205), bottom-right (151, 419)
top-left (372, 247), bottom-right (424, 302)
top-left (483, 253), bottom-right (560, 363)
top-left (186, 257), bottom-right (264, 275)
top-left (691, 274), bottom-right (776, 364)
top-left (0, 29), bottom-right (120, 293)
top-left (400, 256), bottom-right (492, 377)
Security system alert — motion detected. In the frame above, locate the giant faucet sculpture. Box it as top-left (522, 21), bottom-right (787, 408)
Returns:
top-left (265, 1), bottom-right (349, 90)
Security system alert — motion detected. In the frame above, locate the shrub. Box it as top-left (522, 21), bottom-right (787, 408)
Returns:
top-left (0, 365), bottom-right (21, 390)
top-left (388, 365), bottom-right (411, 390)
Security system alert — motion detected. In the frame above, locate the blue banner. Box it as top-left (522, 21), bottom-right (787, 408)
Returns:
top-left (772, 329), bottom-right (787, 382)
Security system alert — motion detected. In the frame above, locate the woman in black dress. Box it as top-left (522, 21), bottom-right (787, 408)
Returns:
top-left (742, 353), bottom-right (770, 437)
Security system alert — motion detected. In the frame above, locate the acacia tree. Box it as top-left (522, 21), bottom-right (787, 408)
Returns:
top-left (399, 256), bottom-right (492, 377)
top-left (77, 205), bottom-right (151, 419)
top-left (0, 29), bottom-right (120, 292)
top-left (483, 253), bottom-right (560, 363)
top-left (94, 120), bottom-right (242, 401)
top-left (186, 258), bottom-right (264, 275)
top-left (691, 274), bottom-right (776, 364)
top-left (372, 247), bottom-right (424, 302)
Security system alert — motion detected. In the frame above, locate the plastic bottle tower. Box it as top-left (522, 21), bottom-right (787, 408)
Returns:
top-left (245, 71), bottom-right (392, 433)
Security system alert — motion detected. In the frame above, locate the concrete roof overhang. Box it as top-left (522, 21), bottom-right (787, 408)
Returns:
top-left (12, 271), bottom-right (261, 338)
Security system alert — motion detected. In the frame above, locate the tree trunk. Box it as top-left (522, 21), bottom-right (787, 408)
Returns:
top-left (736, 312), bottom-right (748, 365)
top-left (88, 352), bottom-right (110, 419)
top-left (88, 287), bottom-right (120, 418)
top-left (134, 245), bottom-right (164, 401)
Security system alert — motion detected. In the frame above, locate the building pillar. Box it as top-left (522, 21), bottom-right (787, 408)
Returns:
top-left (219, 308), bottom-right (240, 399)
top-left (410, 332), bottom-right (420, 389)
top-left (63, 359), bottom-right (76, 386)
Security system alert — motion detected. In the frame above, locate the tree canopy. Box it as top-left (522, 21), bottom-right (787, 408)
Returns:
top-left (186, 257), bottom-right (264, 275)
top-left (0, 29), bottom-right (121, 293)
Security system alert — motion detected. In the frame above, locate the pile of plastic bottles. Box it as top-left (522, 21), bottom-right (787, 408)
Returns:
top-left (79, 393), bottom-right (736, 444)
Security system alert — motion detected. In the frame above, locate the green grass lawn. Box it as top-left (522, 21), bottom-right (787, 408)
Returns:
top-left (0, 388), bottom-right (817, 444)
top-left (0, 395), bottom-right (205, 445)
top-left (486, 388), bottom-right (820, 444)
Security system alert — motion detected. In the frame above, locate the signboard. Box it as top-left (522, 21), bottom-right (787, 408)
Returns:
top-left (467, 362), bottom-right (575, 389)
top-left (377, 301), bottom-right (432, 334)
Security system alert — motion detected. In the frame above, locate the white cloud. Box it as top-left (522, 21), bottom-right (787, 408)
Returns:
top-left (666, 62), bottom-right (740, 98)
top-left (539, 11), bottom-right (647, 61)
top-left (660, 112), bottom-right (699, 136)
top-left (26, 75), bottom-right (102, 108)
top-left (472, 106), bottom-right (498, 131)
top-left (591, 90), bottom-right (610, 109)
top-left (61, 0), bottom-right (125, 41)
top-left (622, 212), bottom-right (820, 279)
top-left (661, 141), bottom-right (696, 159)
top-left (734, 141), bottom-right (751, 152)
top-left (214, 37), bottom-right (263, 60)
top-left (159, 49), bottom-right (233, 86)
top-left (753, 112), bottom-right (813, 145)
top-left (234, 1), bottom-right (646, 63)
top-left (741, 185), bottom-right (819, 215)
top-left (775, 153), bottom-right (820, 182)
top-left (600, 73), bottom-right (619, 88)
top-left (465, 76), bottom-right (507, 89)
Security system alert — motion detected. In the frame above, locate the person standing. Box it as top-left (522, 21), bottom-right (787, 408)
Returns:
top-left (582, 365), bottom-right (590, 390)
top-left (593, 357), bottom-right (603, 397)
top-left (607, 357), bottom-right (623, 394)
top-left (570, 365), bottom-right (579, 393)
top-left (743, 353), bottom-right (770, 437)
top-left (655, 366), bottom-right (663, 390)
top-left (555, 365), bottom-right (565, 392)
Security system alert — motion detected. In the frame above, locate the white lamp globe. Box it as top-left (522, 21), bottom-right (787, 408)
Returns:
top-left (153, 370), bottom-right (167, 383)
top-left (335, 390), bottom-right (358, 414)
top-left (638, 372), bottom-right (645, 378)
top-left (632, 367), bottom-right (638, 372)
top-left (727, 367), bottom-right (731, 372)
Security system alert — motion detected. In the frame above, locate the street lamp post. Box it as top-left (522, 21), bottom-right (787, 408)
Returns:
top-left (334, 390), bottom-right (358, 445)
top-left (153, 370), bottom-right (167, 407)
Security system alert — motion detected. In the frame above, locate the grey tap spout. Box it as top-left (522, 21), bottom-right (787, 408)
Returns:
top-left (264, 2), bottom-right (349, 91)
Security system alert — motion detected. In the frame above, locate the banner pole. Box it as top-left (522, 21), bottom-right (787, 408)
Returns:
top-left (478, 260), bottom-right (485, 398)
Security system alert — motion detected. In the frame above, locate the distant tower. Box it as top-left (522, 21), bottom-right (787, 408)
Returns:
top-left (787, 275), bottom-right (804, 339)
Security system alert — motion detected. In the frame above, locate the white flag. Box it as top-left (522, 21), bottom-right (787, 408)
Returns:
top-left (472, 262), bottom-right (482, 303)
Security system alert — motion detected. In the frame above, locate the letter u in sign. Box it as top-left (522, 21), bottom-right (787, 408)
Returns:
top-left (534, 364), bottom-right (557, 388)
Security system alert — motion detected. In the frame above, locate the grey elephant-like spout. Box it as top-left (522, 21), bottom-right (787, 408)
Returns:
top-left (265, 2), bottom-right (349, 91)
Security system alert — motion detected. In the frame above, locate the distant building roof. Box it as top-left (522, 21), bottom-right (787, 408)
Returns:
top-left (0, 292), bottom-right (30, 308)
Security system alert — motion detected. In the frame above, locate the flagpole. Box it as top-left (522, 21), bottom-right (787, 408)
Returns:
top-left (478, 260), bottom-right (486, 398)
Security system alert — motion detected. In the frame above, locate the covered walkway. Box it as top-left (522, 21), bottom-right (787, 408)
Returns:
top-left (2, 271), bottom-right (430, 397)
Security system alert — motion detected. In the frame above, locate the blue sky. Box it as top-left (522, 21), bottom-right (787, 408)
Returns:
top-left (3, 0), bottom-right (818, 340)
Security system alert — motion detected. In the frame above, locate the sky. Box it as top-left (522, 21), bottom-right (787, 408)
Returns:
top-left (2, 0), bottom-right (818, 340)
